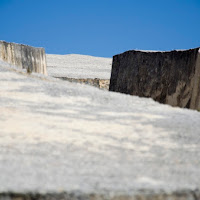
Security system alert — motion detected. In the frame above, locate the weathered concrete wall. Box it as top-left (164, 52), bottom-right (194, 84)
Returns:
top-left (0, 41), bottom-right (47, 75)
top-left (109, 48), bottom-right (200, 110)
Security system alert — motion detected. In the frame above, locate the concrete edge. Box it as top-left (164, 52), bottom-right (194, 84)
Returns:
top-left (0, 40), bottom-right (45, 50)
top-left (113, 47), bottom-right (200, 58)
top-left (0, 189), bottom-right (199, 200)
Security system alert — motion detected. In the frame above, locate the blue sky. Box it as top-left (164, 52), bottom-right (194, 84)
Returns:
top-left (0, 0), bottom-right (200, 57)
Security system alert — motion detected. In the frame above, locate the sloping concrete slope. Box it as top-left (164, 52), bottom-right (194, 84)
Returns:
top-left (46, 54), bottom-right (112, 79)
top-left (0, 61), bottom-right (200, 199)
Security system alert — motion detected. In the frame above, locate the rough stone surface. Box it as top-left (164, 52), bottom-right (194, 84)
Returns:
top-left (109, 48), bottom-right (200, 110)
top-left (0, 40), bottom-right (47, 75)
top-left (58, 77), bottom-right (110, 90)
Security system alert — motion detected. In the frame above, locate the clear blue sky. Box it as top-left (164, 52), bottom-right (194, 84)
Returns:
top-left (0, 0), bottom-right (200, 57)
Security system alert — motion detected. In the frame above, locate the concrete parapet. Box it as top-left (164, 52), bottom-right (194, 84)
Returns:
top-left (0, 40), bottom-right (47, 75)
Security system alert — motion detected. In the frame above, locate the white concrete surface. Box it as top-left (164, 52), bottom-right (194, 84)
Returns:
top-left (46, 54), bottom-right (112, 79)
top-left (0, 60), bottom-right (200, 196)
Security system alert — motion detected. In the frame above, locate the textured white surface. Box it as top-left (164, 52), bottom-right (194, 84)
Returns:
top-left (46, 54), bottom-right (112, 79)
top-left (0, 60), bottom-right (200, 195)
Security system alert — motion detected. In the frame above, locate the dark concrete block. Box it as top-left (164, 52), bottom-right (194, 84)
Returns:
top-left (109, 48), bottom-right (200, 110)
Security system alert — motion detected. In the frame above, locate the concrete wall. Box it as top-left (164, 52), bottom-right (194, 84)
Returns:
top-left (0, 40), bottom-right (47, 75)
top-left (109, 48), bottom-right (200, 110)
